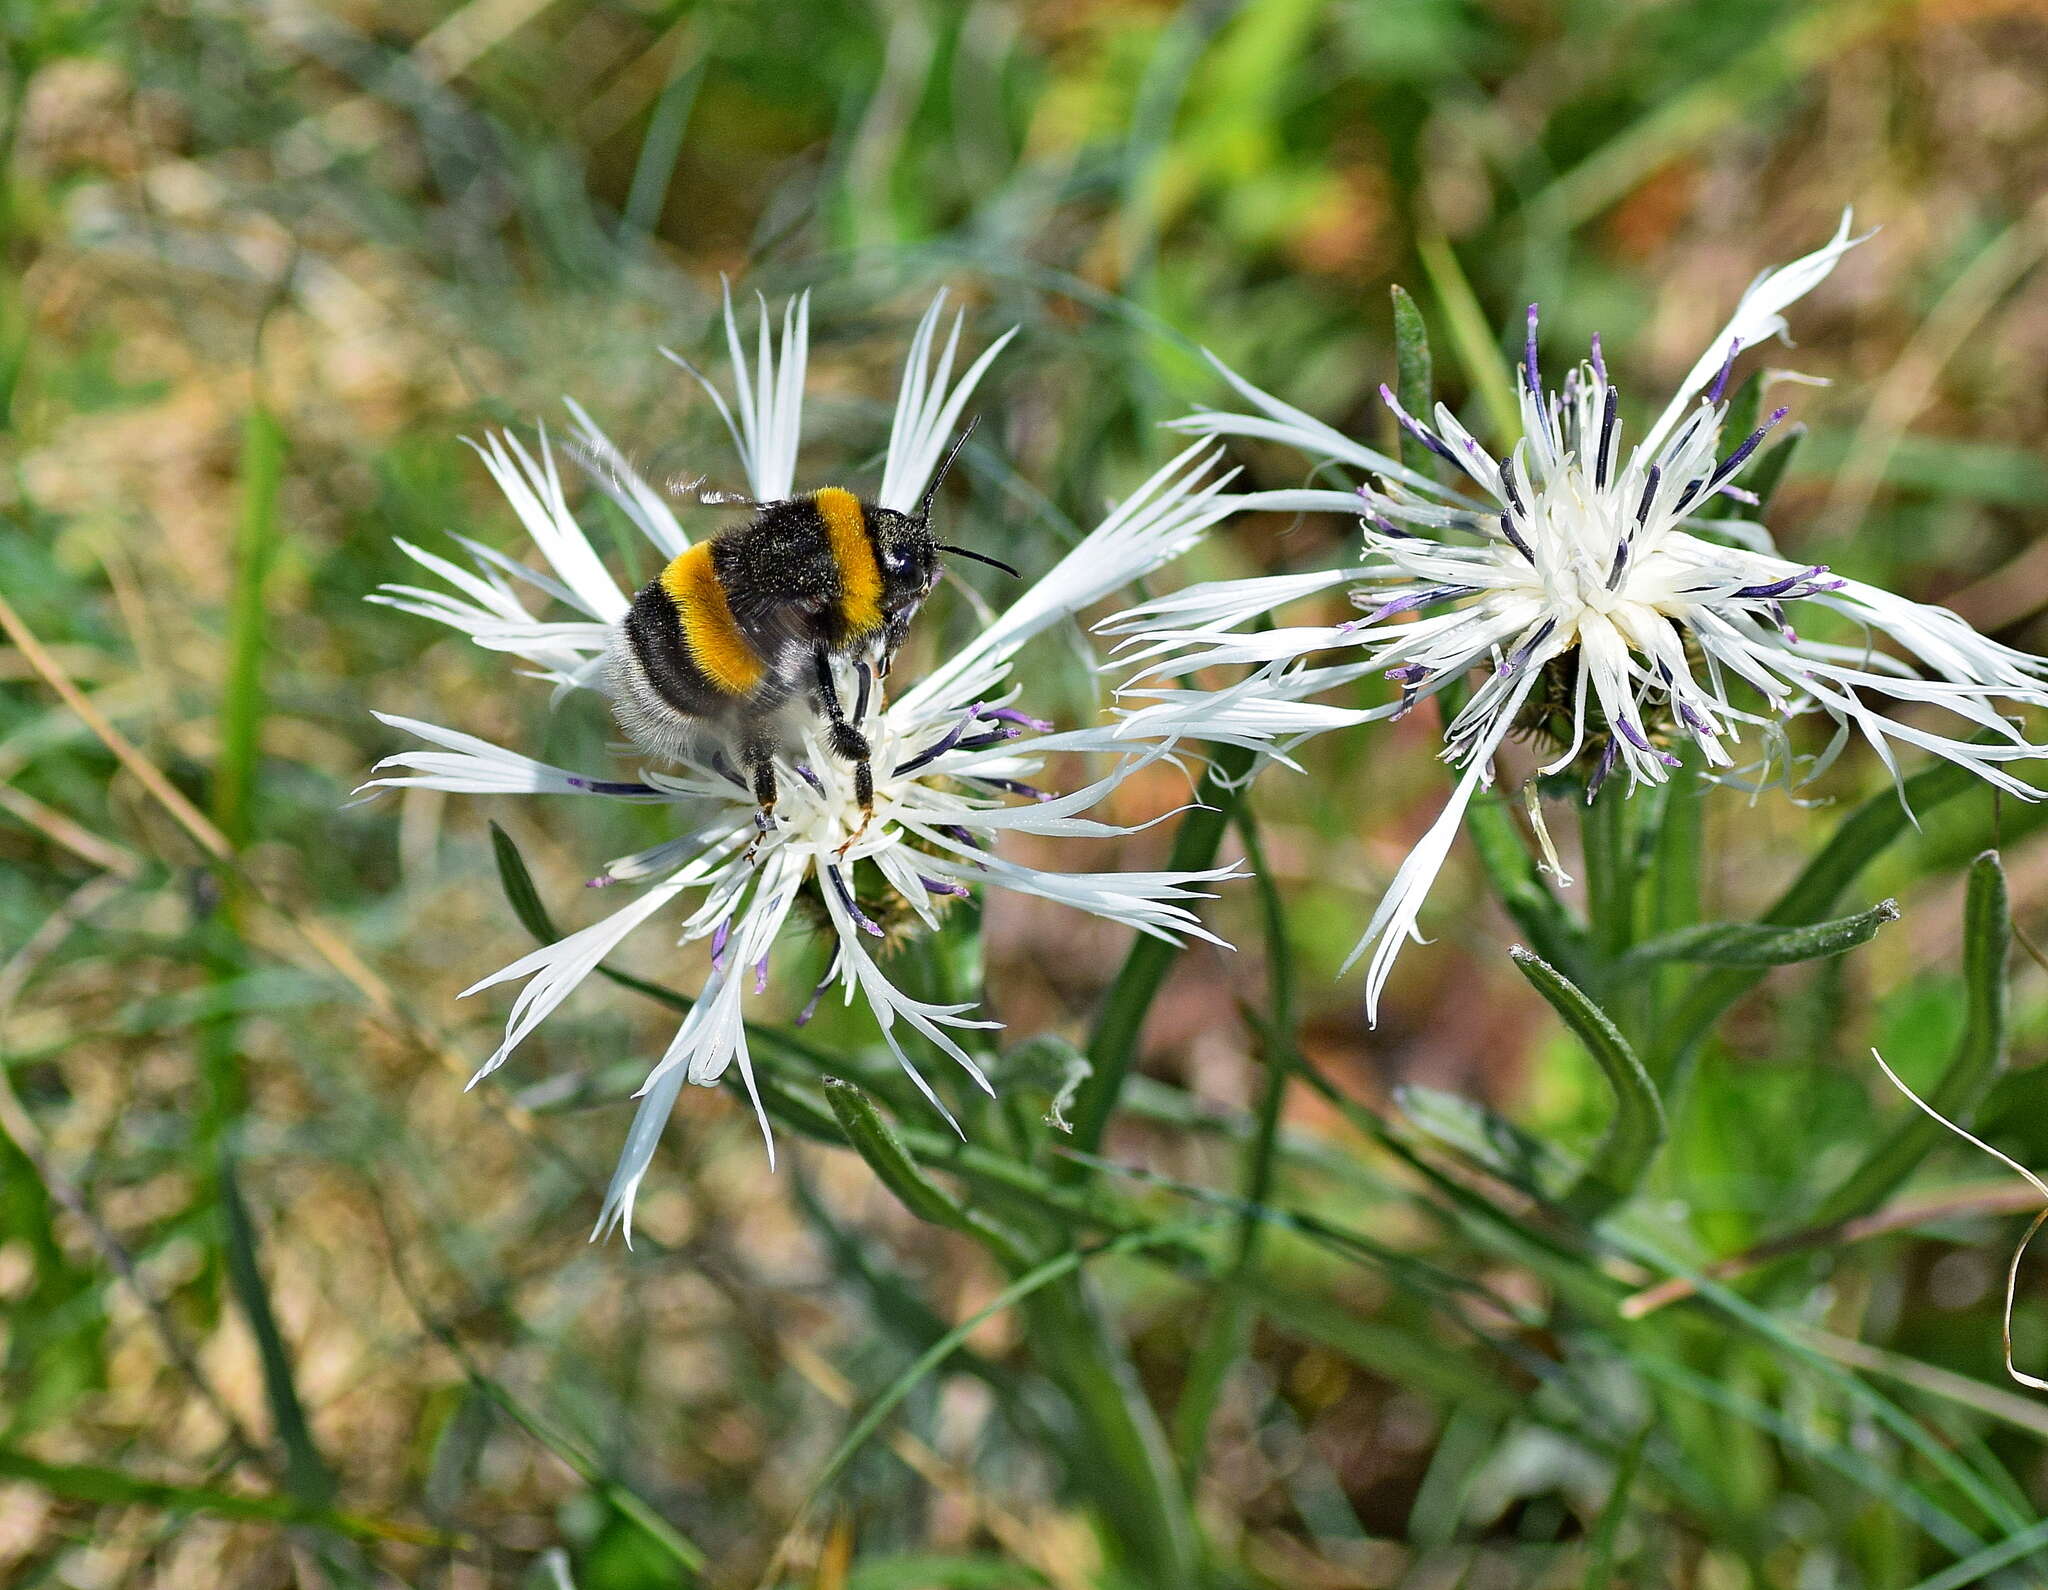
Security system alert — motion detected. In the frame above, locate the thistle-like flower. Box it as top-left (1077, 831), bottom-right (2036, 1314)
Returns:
top-left (1108, 214), bottom-right (2048, 1017)
top-left (366, 290), bottom-right (1241, 1234)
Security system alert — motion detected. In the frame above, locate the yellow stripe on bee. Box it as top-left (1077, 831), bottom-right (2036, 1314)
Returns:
top-left (659, 543), bottom-right (766, 696)
top-left (815, 487), bottom-right (884, 638)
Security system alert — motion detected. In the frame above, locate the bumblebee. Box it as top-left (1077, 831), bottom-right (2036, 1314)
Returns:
top-left (602, 428), bottom-right (1013, 837)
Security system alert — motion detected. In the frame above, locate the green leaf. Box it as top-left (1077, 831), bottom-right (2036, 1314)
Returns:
top-left (824, 1078), bottom-right (1028, 1269)
top-left (1390, 283), bottom-right (1435, 476)
top-left (1511, 949), bottom-right (1667, 1220)
top-left (769, 1219), bottom-right (1218, 1581)
top-left (489, 821), bottom-right (559, 942)
top-left (825, 1077), bottom-right (974, 1229)
top-left (1809, 852), bottom-right (2009, 1228)
top-left (1066, 740), bottom-right (1255, 1166)
top-left (1654, 756), bottom-right (1984, 1086)
top-left (1620, 897), bottom-right (1898, 968)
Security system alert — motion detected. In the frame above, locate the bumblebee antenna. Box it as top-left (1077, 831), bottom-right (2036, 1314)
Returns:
top-left (938, 544), bottom-right (1020, 577)
top-left (916, 414), bottom-right (979, 526)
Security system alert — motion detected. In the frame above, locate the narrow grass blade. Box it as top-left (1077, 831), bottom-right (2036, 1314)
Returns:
top-left (1172, 805), bottom-right (1294, 1481)
top-left (1810, 853), bottom-right (2009, 1228)
top-left (216, 406), bottom-right (285, 853)
top-left (1066, 740), bottom-right (1255, 1166)
top-left (0, 1448), bottom-right (460, 1548)
top-left (758, 1219), bottom-right (1217, 1590)
top-left (1511, 949), bottom-right (1666, 1220)
top-left (1904, 1518), bottom-right (2048, 1590)
top-left (218, 1158), bottom-right (336, 1510)
top-left (1414, 224), bottom-right (1521, 442)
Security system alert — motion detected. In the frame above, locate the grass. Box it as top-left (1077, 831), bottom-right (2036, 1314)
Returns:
top-left (6, 1), bottom-right (2048, 1586)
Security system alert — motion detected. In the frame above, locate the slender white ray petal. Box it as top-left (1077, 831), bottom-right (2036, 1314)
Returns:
top-left (562, 396), bottom-right (687, 557)
top-left (466, 430), bottom-right (628, 622)
top-left (878, 292), bottom-right (1019, 513)
top-left (358, 714), bottom-right (668, 799)
top-left (1640, 209), bottom-right (1864, 455)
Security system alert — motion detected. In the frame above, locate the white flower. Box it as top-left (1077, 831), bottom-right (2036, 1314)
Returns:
top-left (366, 288), bottom-right (1242, 1236)
top-left (1106, 213), bottom-right (2048, 1019)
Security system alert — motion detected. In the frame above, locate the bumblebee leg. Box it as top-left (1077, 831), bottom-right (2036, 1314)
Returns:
top-left (811, 647), bottom-right (878, 857)
top-left (741, 730), bottom-right (778, 862)
top-left (812, 644), bottom-right (874, 811)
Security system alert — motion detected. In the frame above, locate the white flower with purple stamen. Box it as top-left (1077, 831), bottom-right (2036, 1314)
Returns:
top-left (365, 288), bottom-right (1243, 1235)
top-left (1106, 213), bottom-right (2048, 1018)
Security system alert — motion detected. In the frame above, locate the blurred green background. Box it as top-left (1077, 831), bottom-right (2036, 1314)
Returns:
top-left (8, 0), bottom-right (2048, 1584)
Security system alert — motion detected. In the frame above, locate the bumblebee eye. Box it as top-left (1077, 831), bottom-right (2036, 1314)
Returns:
top-left (881, 545), bottom-right (913, 577)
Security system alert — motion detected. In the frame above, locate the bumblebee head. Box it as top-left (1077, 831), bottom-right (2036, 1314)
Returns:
top-left (882, 417), bottom-right (1019, 612)
top-left (868, 508), bottom-right (942, 613)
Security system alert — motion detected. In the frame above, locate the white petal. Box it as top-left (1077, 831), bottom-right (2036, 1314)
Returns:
top-left (1641, 211), bottom-right (1865, 456)
top-left (877, 292), bottom-right (1018, 514)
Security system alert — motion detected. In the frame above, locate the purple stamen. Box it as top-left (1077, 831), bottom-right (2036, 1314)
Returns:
top-left (1586, 739), bottom-right (1619, 803)
top-left (1606, 537), bottom-right (1630, 592)
top-left (1379, 384), bottom-right (1462, 468)
top-left (979, 706), bottom-right (1053, 732)
top-left (894, 707), bottom-right (981, 776)
top-left (1359, 585), bottom-right (1475, 625)
top-left (1499, 462), bottom-right (1528, 519)
top-left (796, 956), bottom-right (839, 1026)
top-left (1495, 467), bottom-right (1536, 560)
top-left (1590, 332), bottom-right (1606, 382)
top-left (1595, 386), bottom-right (1619, 490)
top-left (795, 763), bottom-right (825, 794)
top-left (940, 824), bottom-right (982, 849)
top-left (585, 873), bottom-right (618, 888)
top-left (1616, 718), bottom-right (1653, 752)
top-left (971, 776), bottom-right (1052, 802)
top-left (1524, 304), bottom-right (1541, 397)
top-left (565, 776), bottom-right (658, 796)
top-left (1677, 701), bottom-right (1714, 736)
top-left (1502, 618), bottom-right (1557, 675)
top-left (1359, 498), bottom-right (1415, 540)
top-left (825, 865), bottom-right (884, 938)
top-left (920, 875), bottom-right (970, 898)
top-left (953, 729), bottom-right (1021, 753)
top-left (710, 917), bottom-right (731, 969)
top-left (1706, 338), bottom-right (1742, 405)
top-left (1708, 408), bottom-right (1790, 490)
top-left (1733, 564), bottom-right (1829, 600)
top-left (753, 955), bottom-right (771, 994)
top-left (1635, 465), bottom-right (1662, 527)
top-left (1386, 663), bottom-right (1430, 684)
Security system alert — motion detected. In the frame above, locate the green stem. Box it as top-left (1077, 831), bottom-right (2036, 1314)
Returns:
top-left (1020, 1279), bottom-right (1199, 1588)
top-left (1171, 805), bottom-right (1294, 1483)
top-left (1580, 785), bottom-right (1638, 973)
top-left (1066, 741), bottom-right (1258, 1166)
top-left (1645, 750), bottom-right (1704, 1034)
